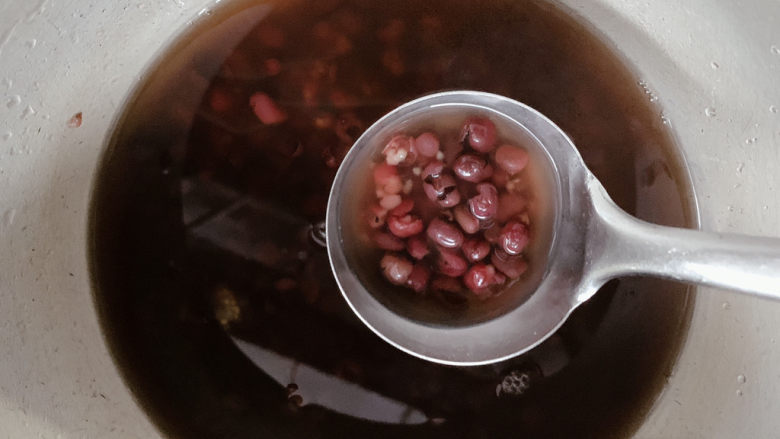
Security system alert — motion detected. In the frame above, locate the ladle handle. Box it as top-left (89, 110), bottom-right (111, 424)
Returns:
top-left (588, 180), bottom-right (780, 300)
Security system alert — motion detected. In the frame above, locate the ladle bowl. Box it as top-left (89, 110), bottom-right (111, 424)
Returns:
top-left (326, 91), bottom-right (780, 366)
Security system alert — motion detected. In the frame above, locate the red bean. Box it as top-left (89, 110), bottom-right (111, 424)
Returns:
top-left (414, 132), bottom-right (440, 158)
top-left (453, 154), bottom-right (494, 183)
top-left (463, 264), bottom-right (503, 296)
top-left (390, 199), bottom-right (414, 216)
top-left (436, 248), bottom-right (468, 277)
top-left (387, 214), bottom-right (424, 238)
top-left (468, 183), bottom-right (499, 220)
top-left (462, 237), bottom-right (491, 262)
top-left (381, 253), bottom-right (414, 285)
top-left (427, 218), bottom-right (464, 249)
top-left (453, 205), bottom-right (480, 234)
top-left (383, 134), bottom-right (417, 166)
top-left (422, 167), bottom-right (461, 208)
top-left (249, 92), bottom-right (288, 125)
top-left (373, 231), bottom-right (405, 251)
top-left (380, 194), bottom-right (402, 210)
top-left (406, 234), bottom-right (430, 260)
top-left (374, 163), bottom-right (399, 188)
top-left (491, 248), bottom-right (528, 279)
top-left (483, 223), bottom-right (502, 243)
top-left (491, 166), bottom-right (509, 188)
top-left (495, 144), bottom-right (529, 175)
top-left (461, 117), bottom-right (497, 153)
top-left (499, 221), bottom-right (530, 255)
top-left (431, 275), bottom-right (462, 294)
top-left (496, 192), bottom-right (527, 223)
top-left (406, 264), bottom-right (431, 293)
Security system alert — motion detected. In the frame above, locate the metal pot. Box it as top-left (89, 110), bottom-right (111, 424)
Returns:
top-left (0, 0), bottom-right (778, 437)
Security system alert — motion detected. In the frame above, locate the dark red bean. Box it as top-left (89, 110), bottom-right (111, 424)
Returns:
top-left (453, 205), bottom-right (480, 234)
top-left (406, 234), bottom-right (430, 260)
top-left (426, 218), bottom-right (464, 249)
top-left (372, 231), bottom-right (405, 251)
top-left (499, 221), bottom-right (530, 255)
top-left (483, 223), bottom-right (502, 243)
top-left (249, 92), bottom-right (287, 125)
top-left (414, 132), bottom-right (440, 158)
top-left (436, 248), bottom-right (468, 277)
top-left (406, 264), bottom-right (431, 293)
top-left (422, 167), bottom-right (461, 208)
top-left (462, 237), bottom-right (491, 262)
top-left (461, 117), bottom-right (497, 153)
top-left (381, 253), bottom-right (414, 285)
top-left (491, 249), bottom-right (528, 279)
top-left (468, 183), bottom-right (499, 220)
top-left (463, 264), bottom-right (504, 296)
top-left (431, 275), bottom-right (462, 293)
top-left (390, 199), bottom-right (414, 216)
top-left (383, 134), bottom-right (417, 166)
top-left (453, 154), bottom-right (494, 183)
top-left (387, 214), bottom-right (424, 238)
top-left (495, 144), bottom-right (529, 175)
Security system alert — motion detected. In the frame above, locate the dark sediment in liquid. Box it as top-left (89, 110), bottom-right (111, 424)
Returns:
top-left (90, 0), bottom-right (696, 437)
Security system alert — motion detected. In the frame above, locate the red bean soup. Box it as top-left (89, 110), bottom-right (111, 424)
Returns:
top-left (90, 0), bottom-right (697, 438)
top-left (341, 110), bottom-right (558, 325)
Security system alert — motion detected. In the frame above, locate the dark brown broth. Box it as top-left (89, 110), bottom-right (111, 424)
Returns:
top-left (90, 0), bottom-right (696, 438)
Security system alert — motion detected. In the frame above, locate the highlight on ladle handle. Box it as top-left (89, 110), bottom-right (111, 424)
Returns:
top-left (586, 180), bottom-right (780, 300)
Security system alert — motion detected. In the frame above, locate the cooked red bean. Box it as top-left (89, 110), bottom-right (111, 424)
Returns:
top-left (491, 249), bottom-right (528, 278)
top-left (436, 248), bottom-right (468, 277)
top-left (421, 160), bottom-right (445, 180)
top-left (373, 163), bottom-right (403, 196)
top-left (414, 132), bottom-right (440, 158)
top-left (383, 134), bottom-right (417, 166)
top-left (426, 218), bottom-right (464, 249)
top-left (387, 214), bottom-right (424, 238)
top-left (423, 173), bottom-right (461, 207)
top-left (406, 264), bottom-right (431, 293)
top-left (390, 198), bottom-right (414, 216)
top-left (406, 234), bottom-right (430, 260)
top-left (249, 92), bottom-right (288, 125)
top-left (373, 231), bottom-right (405, 251)
top-left (468, 183), bottom-right (499, 220)
top-left (461, 237), bottom-right (491, 262)
top-left (453, 205), bottom-right (480, 234)
top-left (431, 275), bottom-right (463, 293)
top-left (496, 192), bottom-right (527, 223)
top-left (380, 194), bottom-right (403, 210)
top-left (453, 154), bottom-right (494, 183)
top-left (463, 264), bottom-right (503, 295)
top-left (499, 220), bottom-right (530, 255)
top-left (461, 117), bottom-right (497, 153)
top-left (381, 253), bottom-right (414, 285)
top-left (368, 204), bottom-right (388, 229)
top-left (495, 144), bottom-right (529, 175)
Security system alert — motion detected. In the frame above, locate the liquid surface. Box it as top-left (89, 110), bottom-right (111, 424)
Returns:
top-left (90, 0), bottom-right (696, 437)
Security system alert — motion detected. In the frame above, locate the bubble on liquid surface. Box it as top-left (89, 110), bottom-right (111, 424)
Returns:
top-left (704, 107), bottom-right (716, 117)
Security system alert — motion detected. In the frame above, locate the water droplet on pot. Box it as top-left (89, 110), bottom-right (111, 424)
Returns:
top-left (737, 374), bottom-right (746, 384)
top-left (710, 61), bottom-right (720, 69)
top-left (770, 105), bottom-right (778, 114)
top-left (722, 301), bottom-right (731, 310)
top-left (771, 45), bottom-right (780, 55)
top-left (745, 137), bottom-right (757, 145)
top-left (704, 107), bottom-right (716, 117)
top-left (736, 389), bottom-right (743, 396)
top-left (6, 95), bottom-right (21, 108)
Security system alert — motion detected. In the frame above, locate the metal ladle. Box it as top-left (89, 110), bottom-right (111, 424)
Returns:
top-left (326, 91), bottom-right (780, 366)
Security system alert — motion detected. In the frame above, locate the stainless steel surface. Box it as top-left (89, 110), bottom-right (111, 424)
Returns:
top-left (327, 90), bottom-right (780, 366)
top-left (0, 0), bottom-right (779, 437)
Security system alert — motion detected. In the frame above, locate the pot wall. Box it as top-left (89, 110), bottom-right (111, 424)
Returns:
top-left (0, 0), bottom-right (777, 437)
